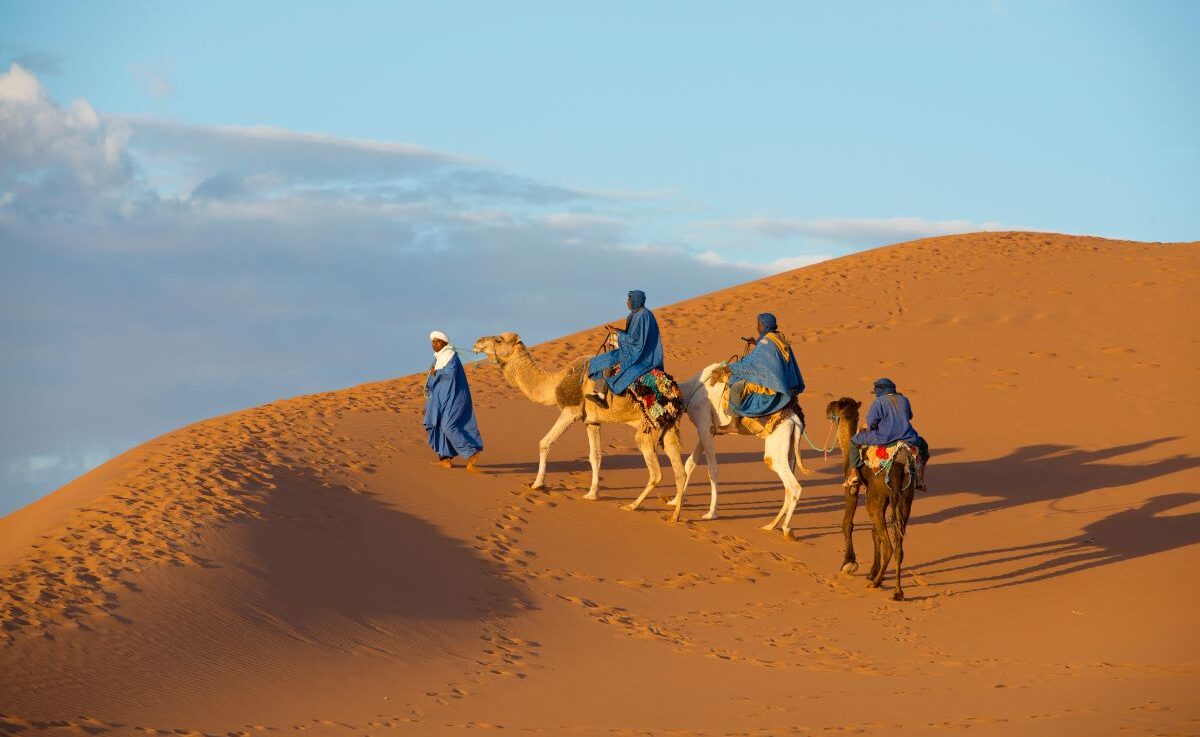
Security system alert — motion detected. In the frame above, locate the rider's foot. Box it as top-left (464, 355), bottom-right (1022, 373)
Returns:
top-left (433, 457), bottom-right (453, 469)
top-left (585, 393), bottom-right (609, 409)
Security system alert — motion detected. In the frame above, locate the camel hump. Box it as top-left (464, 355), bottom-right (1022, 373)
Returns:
top-left (555, 356), bottom-right (589, 407)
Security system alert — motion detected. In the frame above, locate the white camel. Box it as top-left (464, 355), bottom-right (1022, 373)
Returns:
top-left (472, 333), bottom-right (688, 519)
top-left (670, 362), bottom-right (814, 536)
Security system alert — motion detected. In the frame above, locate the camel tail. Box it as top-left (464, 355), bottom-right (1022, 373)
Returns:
top-left (792, 416), bottom-right (815, 476)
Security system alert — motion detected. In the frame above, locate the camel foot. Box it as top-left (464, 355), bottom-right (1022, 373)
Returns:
top-left (759, 522), bottom-right (777, 531)
top-left (670, 511), bottom-right (682, 523)
top-left (529, 481), bottom-right (546, 490)
top-left (701, 511), bottom-right (718, 521)
top-left (892, 590), bottom-right (905, 601)
top-left (583, 491), bottom-right (599, 501)
top-left (866, 580), bottom-right (882, 589)
top-left (840, 561), bottom-right (859, 575)
top-left (621, 502), bottom-right (639, 512)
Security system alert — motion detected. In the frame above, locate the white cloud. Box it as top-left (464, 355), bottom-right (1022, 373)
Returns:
top-left (0, 63), bottom-right (134, 217)
top-left (696, 250), bottom-right (831, 274)
top-left (128, 61), bottom-right (173, 98)
top-left (692, 215), bottom-right (1029, 247)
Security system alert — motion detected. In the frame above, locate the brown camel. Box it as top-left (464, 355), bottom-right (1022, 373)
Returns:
top-left (827, 397), bottom-right (917, 600)
top-left (472, 333), bottom-right (688, 520)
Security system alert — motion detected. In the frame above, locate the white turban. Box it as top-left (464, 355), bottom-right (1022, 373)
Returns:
top-left (429, 331), bottom-right (455, 370)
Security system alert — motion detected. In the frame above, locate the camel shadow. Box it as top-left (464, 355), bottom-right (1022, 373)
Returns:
top-left (919, 437), bottom-right (1198, 526)
top-left (917, 492), bottom-right (1200, 592)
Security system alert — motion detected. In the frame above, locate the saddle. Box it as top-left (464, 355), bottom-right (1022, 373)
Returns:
top-left (627, 368), bottom-right (684, 432)
top-left (717, 384), bottom-right (799, 439)
top-left (860, 441), bottom-right (925, 490)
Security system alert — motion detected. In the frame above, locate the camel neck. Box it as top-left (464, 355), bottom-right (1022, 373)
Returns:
top-left (501, 349), bottom-right (549, 402)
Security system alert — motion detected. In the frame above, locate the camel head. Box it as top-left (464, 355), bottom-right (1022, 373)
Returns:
top-left (472, 332), bottom-right (525, 365)
top-left (825, 397), bottom-right (861, 427)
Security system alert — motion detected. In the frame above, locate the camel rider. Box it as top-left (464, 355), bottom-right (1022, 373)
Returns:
top-left (424, 331), bottom-right (485, 472)
top-left (850, 378), bottom-right (929, 489)
top-left (728, 312), bottom-right (804, 417)
top-left (585, 290), bottom-right (664, 409)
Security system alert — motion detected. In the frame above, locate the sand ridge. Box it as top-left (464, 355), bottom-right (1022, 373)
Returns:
top-left (1, 232), bottom-right (1198, 736)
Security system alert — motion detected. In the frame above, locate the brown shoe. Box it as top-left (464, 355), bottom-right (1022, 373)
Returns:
top-left (432, 457), bottom-right (453, 469)
top-left (585, 393), bottom-right (609, 409)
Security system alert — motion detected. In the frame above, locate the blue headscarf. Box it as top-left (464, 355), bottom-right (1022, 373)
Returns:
top-left (757, 312), bottom-right (778, 337)
top-left (628, 290), bottom-right (646, 310)
top-left (873, 377), bottom-right (897, 396)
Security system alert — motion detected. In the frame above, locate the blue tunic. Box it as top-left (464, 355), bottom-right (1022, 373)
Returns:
top-left (587, 303), bottom-right (664, 396)
top-left (424, 353), bottom-right (484, 458)
top-left (852, 393), bottom-right (920, 446)
top-left (728, 331), bottom-right (805, 417)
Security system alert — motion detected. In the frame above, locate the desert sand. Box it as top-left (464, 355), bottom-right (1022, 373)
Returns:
top-left (1, 232), bottom-right (1197, 736)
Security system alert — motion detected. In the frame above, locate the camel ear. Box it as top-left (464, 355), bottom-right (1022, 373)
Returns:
top-left (500, 331), bottom-right (519, 343)
top-left (855, 401), bottom-right (862, 409)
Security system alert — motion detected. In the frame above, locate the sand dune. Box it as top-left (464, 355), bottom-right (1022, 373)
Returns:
top-left (1, 232), bottom-right (1198, 736)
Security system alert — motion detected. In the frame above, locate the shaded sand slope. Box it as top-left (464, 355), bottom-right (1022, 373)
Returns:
top-left (1, 232), bottom-right (1198, 736)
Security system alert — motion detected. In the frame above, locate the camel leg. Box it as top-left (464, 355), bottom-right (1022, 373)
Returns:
top-left (583, 422), bottom-right (602, 500)
top-left (892, 500), bottom-right (905, 601)
top-left (698, 430), bottom-right (720, 520)
top-left (867, 493), bottom-right (892, 588)
top-left (774, 427), bottom-right (805, 538)
top-left (840, 484), bottom-right (862, 574)
top-left (623, 431), bottom-right (664, 512)
top-left (760, 452), bottom-right (790, 532)
top-left (531, 408), bottom-right (578, 491)
top-left (893, 479), bottom-right (915, 601)
top-left (662, 428), bottom-right (688, 522)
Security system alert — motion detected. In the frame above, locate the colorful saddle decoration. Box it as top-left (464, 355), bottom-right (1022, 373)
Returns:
top-left (627, 369), bottom-right (684, 430)
top-left (863, 441), bottom-right (920, 480)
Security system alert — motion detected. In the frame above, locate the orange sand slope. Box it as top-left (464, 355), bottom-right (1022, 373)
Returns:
top-left (1, 232), bottom-right (1198, 736)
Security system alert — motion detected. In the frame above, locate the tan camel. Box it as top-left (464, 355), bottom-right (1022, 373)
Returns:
top-left (826, 397), bottom-right (917, 600)
top-left (673, 362), bottom-right (814, 535)
top-left (472, 333), bottom-right (688, 519)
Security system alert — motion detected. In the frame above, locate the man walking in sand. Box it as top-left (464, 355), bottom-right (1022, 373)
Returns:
top-left (424, 331), bottom-right (484, 471)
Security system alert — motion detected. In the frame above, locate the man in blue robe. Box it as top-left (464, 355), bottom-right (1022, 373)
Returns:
top-left (585, 290), bottom-right (664, 408)
top-left (424, 330), bottom-right (484, 471)
top-left (850, 377), bottom-right (929, 487)
top-left (728, 312), bottom-right (805, 417)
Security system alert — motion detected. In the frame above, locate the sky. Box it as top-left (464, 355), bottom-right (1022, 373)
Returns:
top-left (1, 1), bottom-right (1197, 514)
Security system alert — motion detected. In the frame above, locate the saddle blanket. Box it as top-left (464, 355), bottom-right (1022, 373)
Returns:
top-left (628, 369), bottom-right (684, 430)
top-left (864, 441), bottom-right (919, 473)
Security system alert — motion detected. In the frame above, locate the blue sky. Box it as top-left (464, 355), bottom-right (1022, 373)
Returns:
top-left (1, 0), bottom-right (1197, 514)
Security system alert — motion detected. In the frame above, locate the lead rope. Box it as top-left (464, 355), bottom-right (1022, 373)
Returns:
top-left (798, 417), bottom-right (838, 457)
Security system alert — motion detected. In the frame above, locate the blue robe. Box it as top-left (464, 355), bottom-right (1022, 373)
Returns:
top-left (852, 393), bottom-right (920, 446)
top-left (424, 353), bottom-right (484, 458)
top-left (587, 305), bottom-right (664, 396)
top-left (728, 331), bottom-right (805, 417)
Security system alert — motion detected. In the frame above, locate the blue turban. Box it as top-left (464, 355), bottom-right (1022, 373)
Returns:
top-left (873, 377), bottom-right (897, 396)
top-left (628, 290), bottom-right (646, 310)
top-left (757, 312), bottom-right (778, 337)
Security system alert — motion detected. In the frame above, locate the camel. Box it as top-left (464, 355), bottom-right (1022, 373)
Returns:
top-left (826, 397), bottom-right (917, 600)
top-left (472, 333), bottom-right (688, 519)
top-left (671, 363), bottom-right (814, 536)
